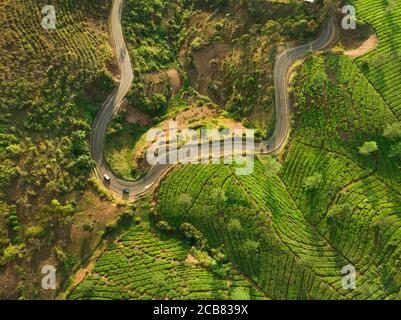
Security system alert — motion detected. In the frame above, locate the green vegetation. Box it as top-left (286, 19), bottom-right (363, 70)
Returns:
top-left (292, 54), bottom-right (400, 191)
top-left (102, 0), bottom-right (193, 179)
top-left (304, 173), bottom-right (323, 191)
top-left (180, 0), bottom-right (329, 133)
top-left (352, 0), bottom-right (401, 120)
top-left (359, 141), bottom-right (378, 156)
top-left (122, 0), bottom-right (191, 115)
top-left (119, 0), bottom-right (332, 121)
top-left (106, 0), bottom-right (335, 179)
top-left (156, 52), bottom-right (401, 299)
top-left (104, 111), bottom-right (150, 181)
top-left (69, 223), bottom-right (266, 300)
top-left (0, 0), bottom-right (116, 298)
top-left (2, 0), bottom-right (401, 301)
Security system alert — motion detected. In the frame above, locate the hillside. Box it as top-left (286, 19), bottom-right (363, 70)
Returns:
top-left (156, 53), bottom-right (401, 299)
top-left (0, 0), bottom-right (118, 299)
top-left (352, 0), bottom-right (401, 120)
top-left (1, 0), bottom-right (400, 302)
top-left (69, 223), bottom-right (267, 300)
top-left (105, 0), bottom-right (331, 180)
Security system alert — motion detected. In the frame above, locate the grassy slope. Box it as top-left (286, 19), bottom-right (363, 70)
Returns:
top-left (104, 113), bottom-right (148, 181)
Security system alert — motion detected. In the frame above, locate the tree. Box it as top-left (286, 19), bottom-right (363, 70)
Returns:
top-left (211, 188), bottom-right (226, 216)
top-left (227, 218), bottom-right (243, 233)
top-left (383, 123), bottom-right (401, 141)
top-left (390, 142), bottom-right (401, 160)
top-left (311, 69), bottom-right (328, 90)
top-left (387, 0), bottom-right (397, 12)
top-left (358, 141), bottom-right (378, 156)
top-left (178, 193), bottom-right (192, 213)
top-left (307, 20), bottom-right (318, 32)
top-left (25, 225), bottom-right (44, 238)
top-left (180, 223), bottom-right (207, 248)
top-left (70, 130), bottom-right (88, 156)
top-left (190, 37), bottom-right (203, 51)
top-left (243, 240), bottom-right (259, 258)
top-left (262, 20), bottom-right (281, 35)
top-left (44, 199), bottom-right (75, 225)
top-left (327, 203), bottom-right (352, 225)
top-left (67, 155), bottom-right (95, 175)
top-left (6, 205), bottom-right (18, 230)
top-left (291, 20), bottom-right (308, 38)
top-left (82, 222), bottom-right (94, 232)
top-left (264, 156), bottom-right (282, 176)
top-left (269, 32), bottom-right (281, 43)
top-left (1, 244), bottom-right (24, 266)
top-left (149, 93), bottom-right (167, 114)
top-left (157, 220), bottom-right (174, 232)
top-left (5, 144), bottom-right (22, 159)
top-left (304, 173), bottom-right (323, 191)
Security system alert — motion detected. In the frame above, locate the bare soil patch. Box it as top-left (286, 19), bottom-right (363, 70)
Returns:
top-left (185, 254), bottom-right (199, 265)
top-left (193, 43), bottom-right (229, 78)
top-left (146, 68), bottom-right (182, 96)
top-left (248, 103), bottom-right (273, 133)
top-left (344, 35), bottom-right (378, 58)
top-left (69, 191), bottom-right (121, 261)
top-left (161, 106), bottom-right (245, 132)
top-left (0, 265), bottom-right (19, 299)
top-left (166, 69), bottom-right (181, 94)
top-left (125, 106), bottom-right (153, 126)
top-left (106, 56), bottom-right (120, 79)
top-left (188, 12), bottom-right (210, 28)
top-left (339, 22), bottom-right (377, 58)
top-left (191, 43), bottom-right (229, 92)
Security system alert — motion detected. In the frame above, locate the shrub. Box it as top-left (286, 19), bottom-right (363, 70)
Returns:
top-left (25, 225), bottom-right (44, 239)
top-left (390, 142), bottom-right (401, 160)
top-left (157, 220), bottom-right (174, 232)
top-left (383, 123), bottom-right (401, 141)
top-left (0, 244), bottom-right (24, 265)
top-left (82, 222), bottom-right (94, 232)
top-left (264, 156), bottom-right (282, 176)
top-left (243, 240), bottom-right (259, 257)
top-left (358, 141), bottom-right (378, 156)
top-left (227, 218), bottom-right (243, 233)
top-left (230, 287), bottom-right (251, 300)
top-left (304, 173), bottom-right (323, 191)
top-left (180, 223), bottom-right (207, 248)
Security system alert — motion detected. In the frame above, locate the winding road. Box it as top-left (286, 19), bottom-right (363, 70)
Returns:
top-left (90, 0), bottom-right (338, 199)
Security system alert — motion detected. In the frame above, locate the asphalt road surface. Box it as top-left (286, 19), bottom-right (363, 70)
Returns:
top-left (90, 0), bottom-right (338, 199)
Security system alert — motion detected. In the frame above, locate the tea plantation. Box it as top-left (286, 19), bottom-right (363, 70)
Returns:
top-left (352, 0), bottom-right (401, 119)
top-left (69, 224), bottom-right (267, 300)
top-left (156, 52), bottom-right (401, 299)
